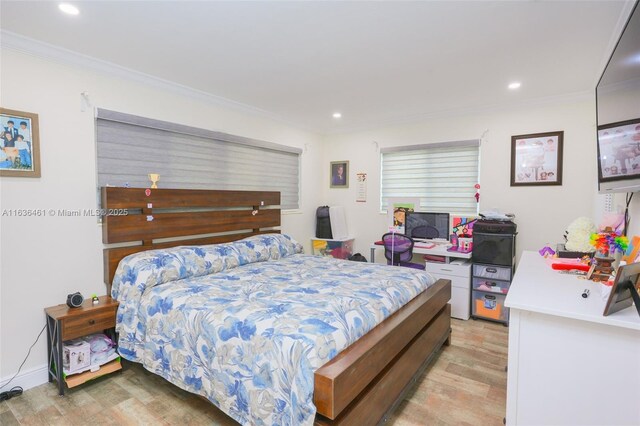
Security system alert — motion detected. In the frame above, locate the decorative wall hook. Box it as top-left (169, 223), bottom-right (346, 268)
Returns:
top-left (80, 92), bottom-right (92, 112)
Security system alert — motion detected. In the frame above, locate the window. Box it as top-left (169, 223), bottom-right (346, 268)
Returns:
top-left (96, 109), bottom-right (301, 210)
top-left (381, 140), bottom-right (480, 214)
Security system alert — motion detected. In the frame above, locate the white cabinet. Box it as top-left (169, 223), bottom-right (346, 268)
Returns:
top-left (505, 252), bottom-right (640, 425)
top-left (426, 260), bottom-right (471, 320)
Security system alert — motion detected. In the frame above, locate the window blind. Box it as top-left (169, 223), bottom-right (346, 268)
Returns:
top-left (380, 140), bottom-right (480, 215)
top-left (96, 109), bottom-right (301, 210)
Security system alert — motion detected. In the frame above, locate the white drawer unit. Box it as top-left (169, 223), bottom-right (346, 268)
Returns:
top-left (425, 260), bottom-right (471, 320)
top-left (426, 262), bottom-right (471, 278)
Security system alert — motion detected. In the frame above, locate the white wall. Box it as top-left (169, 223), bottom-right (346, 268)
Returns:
top-left (322, 99), bottom-right (601, 263)
top-left (0, 48), bottom-right (324, 387)
top-left (3, 45), bottom-right (638, 393)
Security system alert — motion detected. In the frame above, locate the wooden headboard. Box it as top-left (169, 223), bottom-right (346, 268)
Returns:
top-left (102, 187), bottom-right (281, 293)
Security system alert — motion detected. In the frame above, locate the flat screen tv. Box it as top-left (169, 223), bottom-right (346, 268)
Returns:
top-left (596, 1), bottom-right (640, 193)
top-left (404, 212), bottom-right (450, 241)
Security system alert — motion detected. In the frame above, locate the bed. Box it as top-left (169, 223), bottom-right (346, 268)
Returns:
top-left (102, 187), bottom-right (451, 425)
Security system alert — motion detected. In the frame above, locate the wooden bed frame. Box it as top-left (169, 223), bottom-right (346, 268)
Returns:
top-left (102, 187), bottom-right (452, 425)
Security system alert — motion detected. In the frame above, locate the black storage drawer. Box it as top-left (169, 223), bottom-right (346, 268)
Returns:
top-left (472, 233), bottom-right (515, 266)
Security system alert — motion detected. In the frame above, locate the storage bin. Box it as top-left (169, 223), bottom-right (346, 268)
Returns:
top-left (472, 277), bottom-right (510, 294)
top-left (472, 290), bottom-right (508, 322)
top-left (311, 238), bottom-right (354, 259)
top-left (473, 264), bottom-right (512, 281)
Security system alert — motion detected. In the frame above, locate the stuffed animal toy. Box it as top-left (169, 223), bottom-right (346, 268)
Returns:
top-left (565, 217), bottom-right (597, 252)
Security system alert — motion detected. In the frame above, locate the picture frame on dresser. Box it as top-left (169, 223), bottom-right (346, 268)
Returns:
top-left (510, 131), bottom-right (563, 186)
top-left (603, 262), bottom-right (640, 317)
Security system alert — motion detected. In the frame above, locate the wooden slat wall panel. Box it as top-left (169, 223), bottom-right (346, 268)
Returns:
top-left (101, 187), bottom-right (280, 209)
top-left (314, 279), bottom-right (451, 419)
top-left (102, 187), bottom-right (282, 291)
top-left (103, 209), bottom-right (280, 243)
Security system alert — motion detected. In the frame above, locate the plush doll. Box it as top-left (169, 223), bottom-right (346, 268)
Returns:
top-left (565, 217), bottom-right (597, 252)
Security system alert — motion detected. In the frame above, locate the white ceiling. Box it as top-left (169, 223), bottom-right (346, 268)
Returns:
top-left (0, 1), bottom-right (633, 134)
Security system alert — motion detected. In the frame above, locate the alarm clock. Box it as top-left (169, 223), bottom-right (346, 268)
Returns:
top-left (66, 292), bottom-right (84, 308)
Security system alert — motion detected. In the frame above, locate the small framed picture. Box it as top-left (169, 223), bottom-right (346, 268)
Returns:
top-left (330, 161), bottom-right (349, 188)
top-left (510, 131), bottom-right (563, 186)
top-left (0, 108), bottom-right (41, 177)
top-left (603, 262), bottom-right (640, 316)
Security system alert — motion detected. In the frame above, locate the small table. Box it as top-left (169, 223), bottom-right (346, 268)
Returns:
top-left (45, 295), bottom-right (120, 395)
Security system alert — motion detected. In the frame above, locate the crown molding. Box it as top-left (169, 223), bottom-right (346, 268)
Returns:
top-left (0, 30), bottom-right (601, 138)
top-left (0, 30), bottom-right (319, 136)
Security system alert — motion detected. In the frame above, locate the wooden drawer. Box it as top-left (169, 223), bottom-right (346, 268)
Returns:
top-left (61, 307), bottom-right (116, 341)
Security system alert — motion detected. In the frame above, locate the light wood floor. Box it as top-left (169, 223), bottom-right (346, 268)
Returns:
top-left (1, 318), bottom-right (508, 425)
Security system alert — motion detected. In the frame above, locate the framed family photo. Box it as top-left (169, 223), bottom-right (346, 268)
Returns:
top-left (0, 108), bottom-right (40, 177)
top-left (511, 131), bottom-right (563, 186)
top-left (330, 160), bottom-right (349, 188)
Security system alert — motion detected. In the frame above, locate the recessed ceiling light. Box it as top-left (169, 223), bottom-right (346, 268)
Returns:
top-left (59, 3), bottom-right (79, 15)
top-left (332, 112), bottom-right (342, 119)
top-left (508, 82), bottom-right (522, 90)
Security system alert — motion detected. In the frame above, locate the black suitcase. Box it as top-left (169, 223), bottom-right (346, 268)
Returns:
top-left (316, 206), bottom-right (332, 239)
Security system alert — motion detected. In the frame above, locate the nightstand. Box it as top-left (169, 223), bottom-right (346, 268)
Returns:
top-left (45, 295), bottom-right (120, 395)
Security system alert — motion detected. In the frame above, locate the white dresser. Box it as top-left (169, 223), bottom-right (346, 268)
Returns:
top-left (505, 251), bottom-right (640, 425)
top-left (426, 259), bottom-right (471, 320)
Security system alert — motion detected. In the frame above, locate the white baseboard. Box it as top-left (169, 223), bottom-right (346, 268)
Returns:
top-left (0, 363), bottom-right (49, 392)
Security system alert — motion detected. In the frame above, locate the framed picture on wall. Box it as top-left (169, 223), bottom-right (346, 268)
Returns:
top-left (0, 108), bottom-right (41, 177)
top-left (510, 131), bottom-right (563, 186)
top-left (330, 161), bottom-right (349, 188)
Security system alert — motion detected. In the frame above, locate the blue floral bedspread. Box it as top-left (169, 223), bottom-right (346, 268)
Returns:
top-left (111, 234), bottom-right (435, 425)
